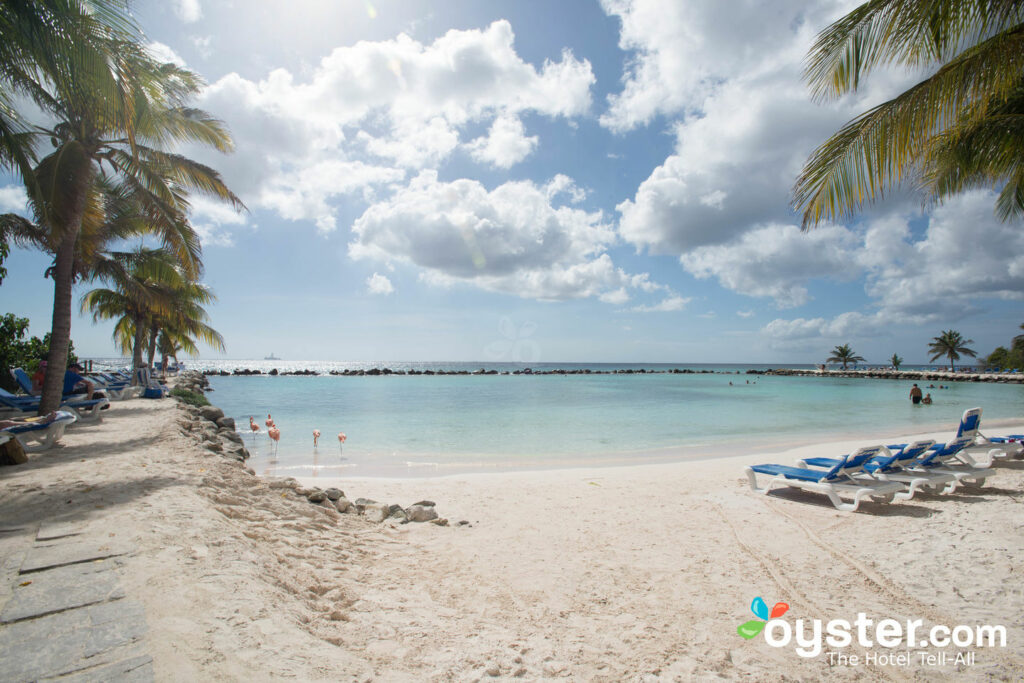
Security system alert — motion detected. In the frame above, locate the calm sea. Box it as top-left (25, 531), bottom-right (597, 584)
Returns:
top-left (109, 360), bottom-right (1024, 478)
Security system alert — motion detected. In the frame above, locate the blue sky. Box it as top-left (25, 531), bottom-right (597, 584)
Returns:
top-left (2, 0), bottom-right (1022, 364)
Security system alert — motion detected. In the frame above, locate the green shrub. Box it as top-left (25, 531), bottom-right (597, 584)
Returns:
top-left (170, 387), bottom-right (210, 407)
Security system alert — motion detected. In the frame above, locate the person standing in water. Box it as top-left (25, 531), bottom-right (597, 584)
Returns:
top-left (909, 384), bottom-right (923, 404)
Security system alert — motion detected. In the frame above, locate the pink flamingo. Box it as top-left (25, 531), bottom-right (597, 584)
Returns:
top-left (265, 413), bottom-right (275, 429)
top-left (337, 432), bottom-right (346, 455)
top-left (313, 429), bottom-right (321, 447)
top-left (248, 416), bottom-right (259, 443)
top-left (268, 426), bottom-right (281, 456)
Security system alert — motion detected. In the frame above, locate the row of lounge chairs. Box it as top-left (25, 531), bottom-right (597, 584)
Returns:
top-left (1, 366), bottom-right (172, 454)
top-left (747, 408), bottom-right (1021, 512)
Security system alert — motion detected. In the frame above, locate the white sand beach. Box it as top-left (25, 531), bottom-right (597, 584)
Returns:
top-left (1, 399), bottom-right (1022, 681)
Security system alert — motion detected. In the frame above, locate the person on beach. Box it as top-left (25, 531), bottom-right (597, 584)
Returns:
top-left (910, 384), bottom-right (923, 404)
top-left (922, 393), bottom-right (933, 405)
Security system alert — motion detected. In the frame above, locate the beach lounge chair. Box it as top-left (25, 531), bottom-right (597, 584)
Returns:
top-left (1, 411), bottom-right (78, 452)
top-left (135, 367), bottom-right (168, 398)
top-left (798, 440), bottom-right (956, 500)
top-left (983, 433), bottom-right (1024, 457)
top-left (0, 387), bottom-right (109, 424)
top-left (11, 367), bottom-right (94, 401)
top-left (941, 407), bottom-right (1019, 465)
top-left (912, 436), bottom-right (996, 488)
top-left (746, 445), bottom-right (904, 512)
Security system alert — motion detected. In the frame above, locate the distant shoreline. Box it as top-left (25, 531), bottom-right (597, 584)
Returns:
top-left (189, 365), bottom-right (1024, 383)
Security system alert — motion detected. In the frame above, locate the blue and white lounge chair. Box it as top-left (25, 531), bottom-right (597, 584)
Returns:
top-left (911, 435), bottom-right (996, 488)
top-left (0, 388), bottom-right (108, 424)
top-left (1, 411), bottom-right (78, 452)
top-left (134, 367), bottom-right (168, 399)
top-left (746, 445), bottom-right (904, 512)
top-left (798, 440), bottom-right (956, 501)
top-left (945, 407), bottom-right (1018, 465)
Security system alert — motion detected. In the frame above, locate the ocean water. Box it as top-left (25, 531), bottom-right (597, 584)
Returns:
top-left (167, 361), bottom-right (1024, 478)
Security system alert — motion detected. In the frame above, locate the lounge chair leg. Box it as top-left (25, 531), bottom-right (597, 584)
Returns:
top-left (827, 490), bottom-right (859, 512)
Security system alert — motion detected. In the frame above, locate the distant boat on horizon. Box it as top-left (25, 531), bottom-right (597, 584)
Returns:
top-left (264, 353), bottom-right (281, 361)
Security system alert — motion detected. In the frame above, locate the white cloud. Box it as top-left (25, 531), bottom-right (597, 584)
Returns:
top-left (466, 115), bottom-right (538, 168)
top-left (630, 295), bottom-right (690, 313)
top-left (191, 20), bottom-right (595, 235)
top-left (188, 196), bottom-right (248, 247)
top-left (680, 223), bottom-right (862, 308)
top-left (762, 311), bottom-right (892, 343)
top-left (737, 310), bottom-right (755, 318)
top-left (349, 171), bottom-right (663, 303)
top-left (599, 0), bottom-right (854, 132)
top-left (0, 185), bottom-right (27, 213)
top-left (147, 42), bottom-right (186, 67)
top-left (192, 35), bottom-right (213, 60)
top-left (366, 272), bottom-right (394, 295)
top-left (544, 174), bottom-right (587, 204)
top-left (606, 0), bottom-right (919, 257)
top-left (759, 190), bottom-right (1024, 347)
top-left (174, 0), bottom-right (202, 23)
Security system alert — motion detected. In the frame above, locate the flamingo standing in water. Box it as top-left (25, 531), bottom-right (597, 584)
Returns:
top-left (313, 429), bottom-right (321, 447)
top-left (248, 416), bottom-right (259, 443)
top-left (268, 426), bottom-right (281, 457)
top-left (337, 432), bottom-right (346, 455)
top-left (265, 413), bottom-right (275, 429)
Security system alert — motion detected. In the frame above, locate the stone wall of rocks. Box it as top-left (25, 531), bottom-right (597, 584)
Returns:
top-left (751, 368), bottom-right (1024, 384)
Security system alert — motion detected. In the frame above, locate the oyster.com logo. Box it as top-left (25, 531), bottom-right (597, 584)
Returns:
top-left (737, 597), bottom-right (789, 640)
top-left (736, 595), bottom-right (1006, 665)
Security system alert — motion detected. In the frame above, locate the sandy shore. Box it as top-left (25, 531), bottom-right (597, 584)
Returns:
top-left (1, 399), bottom-right (1022, 681)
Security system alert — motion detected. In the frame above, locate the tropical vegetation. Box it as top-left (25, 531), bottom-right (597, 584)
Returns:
top-left (828, 343), bottom-right (866, 369)
top-left (0, 312), bottom-right (77, 393)
top-left (0, 0), bottom-right (242, 412)
top-left (794, 1), bottom-right (1024, 227)
top-left (889, 353), bottom-right (903, 371)
top-left (984, 323), bottom-right (1024, 370)
top-left (928, 329), bottom-right (977, 370)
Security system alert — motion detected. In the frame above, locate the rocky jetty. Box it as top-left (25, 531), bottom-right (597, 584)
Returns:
top-left (751, 368), bottom-right (1024, 384)
top-left (201, 367), bottom-right (738, 378)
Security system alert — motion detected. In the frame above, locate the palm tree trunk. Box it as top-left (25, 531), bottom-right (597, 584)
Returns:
top-left (146, 325), bottom-right (158, 368)
top-left (38, 170), bottom-right (92, 414)
top-left (131, 317), bottom-right (146, 375)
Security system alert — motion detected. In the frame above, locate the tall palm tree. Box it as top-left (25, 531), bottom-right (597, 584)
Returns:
top-left (890, 353), bottom-right (903, 371)
top-left (827, 343), bottom-right (866, 369)
top-left (2, 48), bottom-right (242, 412)
top-left (794, 1), bottom-right (1024, 227)
top-left (929, 330), bottom-right (977, 371)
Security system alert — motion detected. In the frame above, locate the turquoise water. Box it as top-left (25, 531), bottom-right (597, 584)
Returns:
top-left (198, 363), bottom-right (1024, 478)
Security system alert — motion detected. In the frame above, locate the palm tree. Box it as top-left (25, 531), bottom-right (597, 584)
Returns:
top-left (794, 1), bottom-right (1024, 227)
top-left (827, 343), bottom-right (866, 370)
top-left (82, 248), bottom-right (224, 374)
top-left (929, 330), bottom-right (977, 371)
top-left (0, 1), bottom-right (140, 193)
top-left (890, 353), bottom-right (903, 371)
top-left (1, 45), bottom-right (242, 412)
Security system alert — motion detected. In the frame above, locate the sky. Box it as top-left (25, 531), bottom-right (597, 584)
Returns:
top-left (2, 0), bottom-right (1022, 364)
